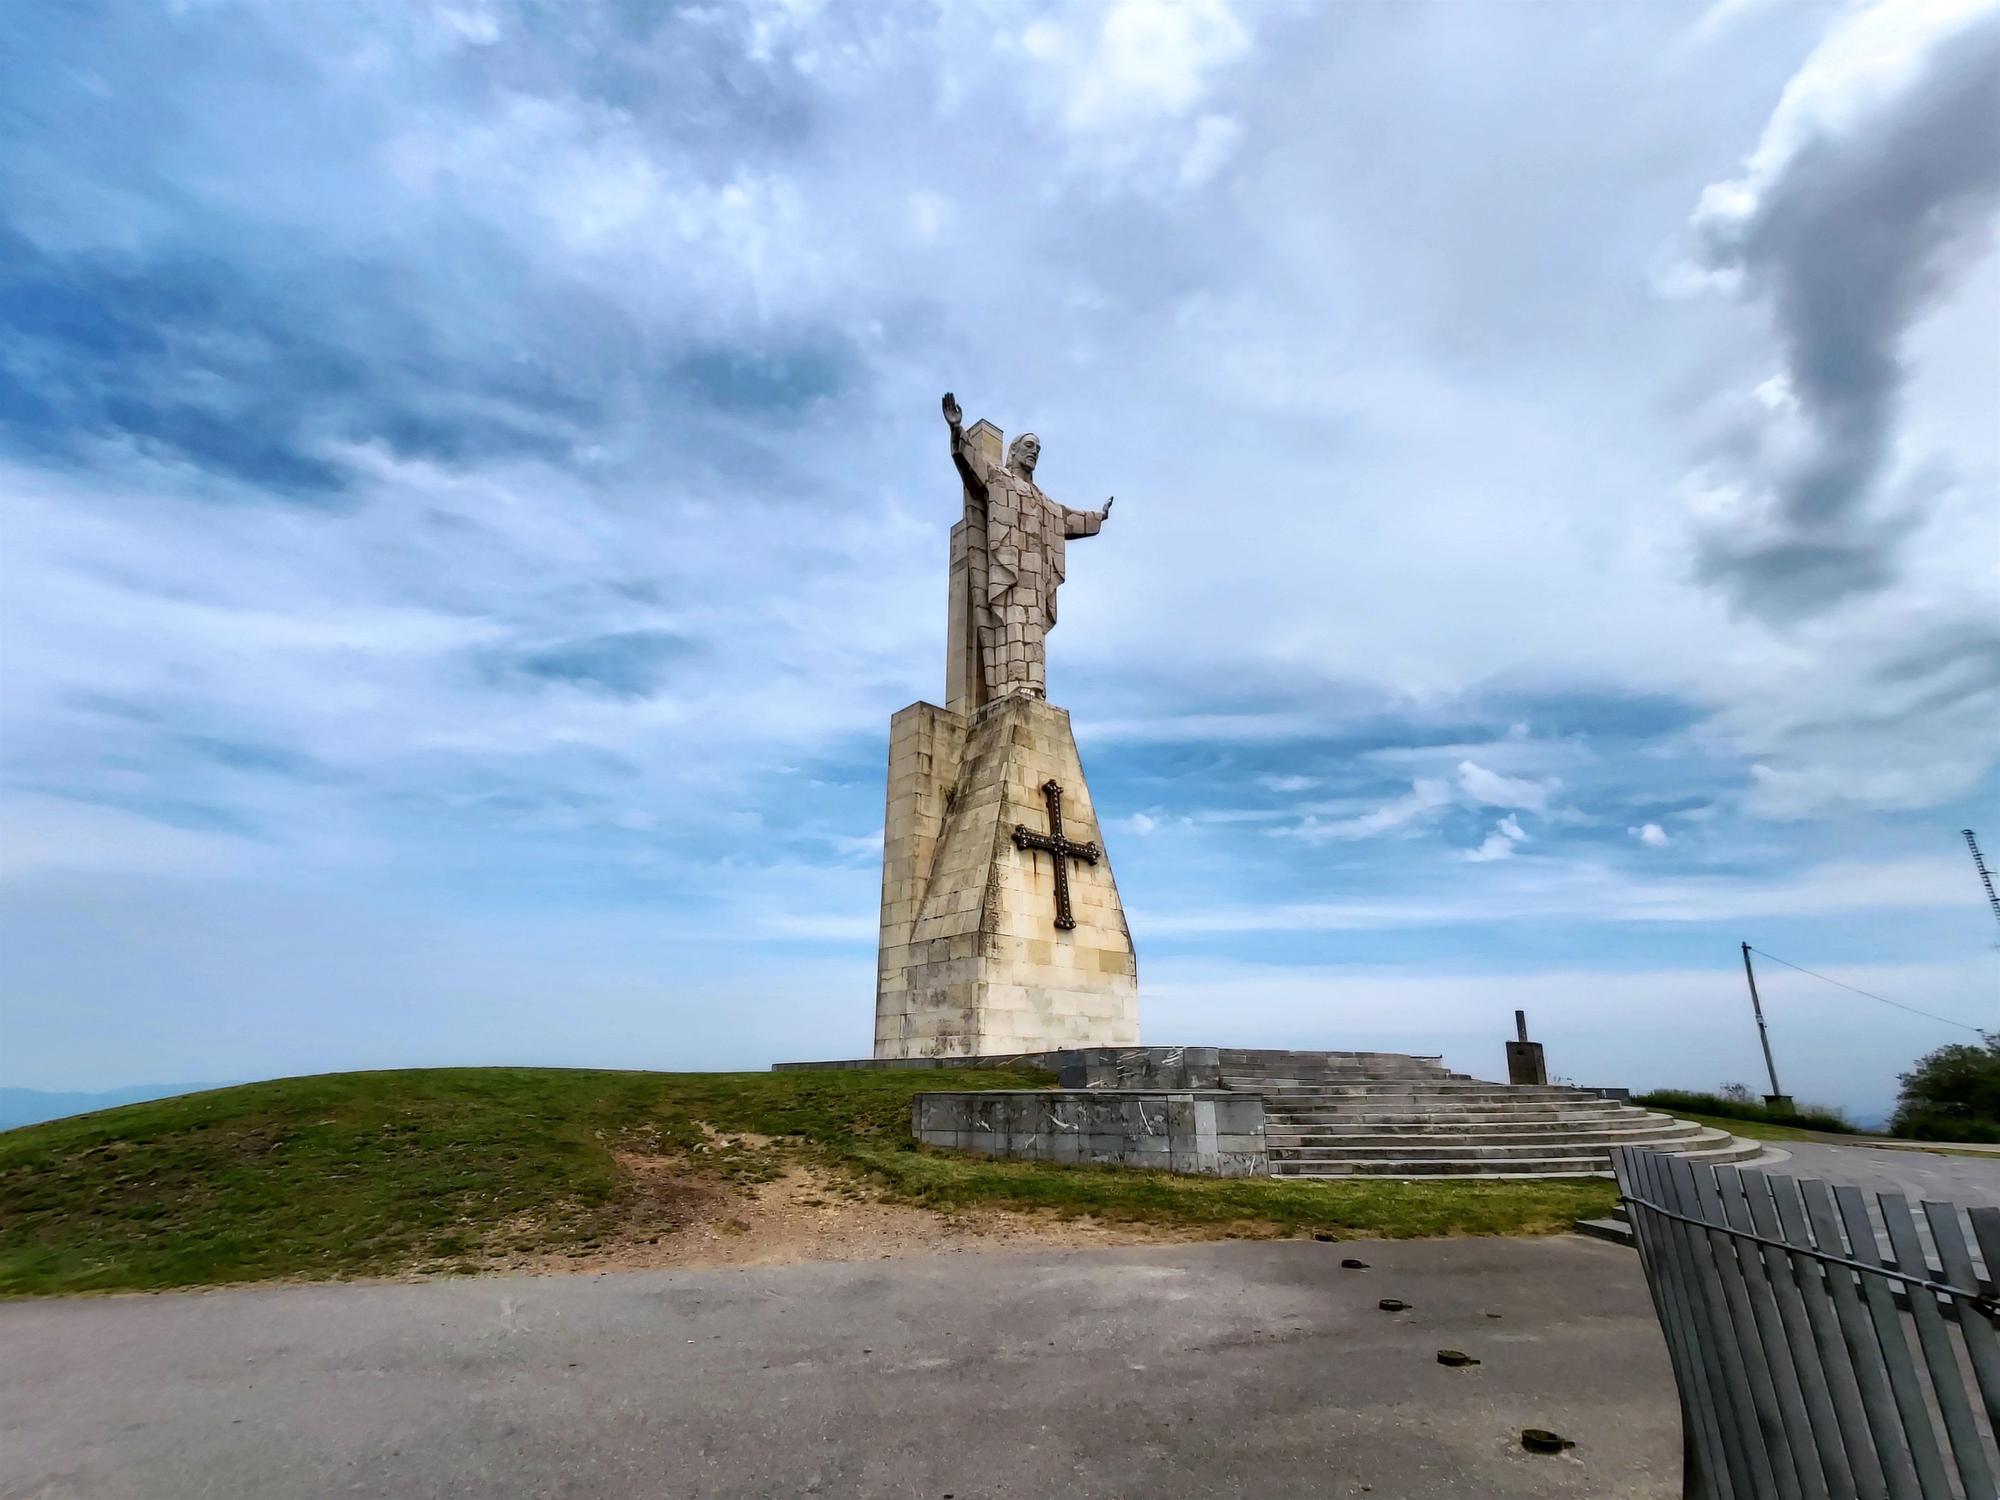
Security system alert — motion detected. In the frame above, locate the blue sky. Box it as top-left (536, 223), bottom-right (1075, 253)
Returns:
top-left (1, 0), bottom-right (1995, 1120)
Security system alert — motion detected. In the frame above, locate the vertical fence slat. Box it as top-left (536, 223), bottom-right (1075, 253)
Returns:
top-left (1737, 1168), bottom-right (1854, 1498)
top-left (1652, 1148), bottom-right (1757, 1499)
top-left (1880, 1193), bottom-right (1997, 1495)
top-left (1629, 1155), bottom-right (2000, 1500)
top-left (1618, 1150), bottom-right (1725, 1500)
top-left (1831, 1184), bottom-right (1956, 1498)
top-left (1671, 1153), bottom-right (1786, 1500)
top-left (1714, 1166), bottom-right (1828, 1500)
top-left (1966, 1208), bottom-right (2000, 1292)
top-left (1685, 1157), bottom-right (1803, 1500)
top-left (1628, 1149), bottom-right (1738, 1500)
top-left (1801, 1178), bottom-right (1925, 1500)
top-left (1766, 1172), bottom-right (1890, 1498)
top-left (1924, 1199), bottom-right (2000, 1438)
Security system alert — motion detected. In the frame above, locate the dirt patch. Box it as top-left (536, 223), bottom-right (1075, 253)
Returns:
top-left (497, 1149), bottom-right (1246, 1277)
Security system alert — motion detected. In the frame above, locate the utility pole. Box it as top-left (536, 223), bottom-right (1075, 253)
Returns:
top-left (1965, 830), bottom-right (2000, 938)
top-left (1740, 942), bottom-right (1793, 1113)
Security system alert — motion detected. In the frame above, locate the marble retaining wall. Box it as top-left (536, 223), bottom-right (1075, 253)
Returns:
top-left (912, 1089), bottom-right (1266, 1177)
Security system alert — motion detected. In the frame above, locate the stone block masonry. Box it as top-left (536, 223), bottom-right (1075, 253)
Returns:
top-left (912, 1090), bottom-right (1266, 1177)
top-left (780, 1044), bottom-right (1215, 1086)
top-left (874, 693), bottom-right (1139, 1059)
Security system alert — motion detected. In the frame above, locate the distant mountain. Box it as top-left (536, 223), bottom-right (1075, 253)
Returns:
top-left (0, 1083), bottom-right (232, 1131)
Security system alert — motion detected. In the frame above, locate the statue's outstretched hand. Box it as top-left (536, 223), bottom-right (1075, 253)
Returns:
top-left (942, 392), bottom-right (963, 428)
top-left (1103, 496), bottom-right (1114, 517)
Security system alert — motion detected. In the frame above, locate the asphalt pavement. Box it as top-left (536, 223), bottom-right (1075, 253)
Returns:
top-left (1, 1235), bottom-right (1678, 1500)
top-left (1769, 1140), bottom-right (2000, 1209)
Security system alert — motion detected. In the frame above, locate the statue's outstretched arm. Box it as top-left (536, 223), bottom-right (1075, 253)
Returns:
top-left (942, 391), bottom-right (987, 497)
top-left (1062, 494), bottom-right (1114, 539)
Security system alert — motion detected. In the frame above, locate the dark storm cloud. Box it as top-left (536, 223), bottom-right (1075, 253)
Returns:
top-left (1689, 2), bottom-right (2000, 620)
top-left (672, 346), bottom-right (849, 416)
top-left (508, 629), bottom-right (704, 698)
top-left (0, 229), bottom-right (619, 499)
top-left (0, 236), bottom-right (356, 497)
top-left (469, 0), bottom-right (821, 151)
top-left (0, 218), bottom-right (866, 503)
top-left (0, 0), bottom-right (865, 504)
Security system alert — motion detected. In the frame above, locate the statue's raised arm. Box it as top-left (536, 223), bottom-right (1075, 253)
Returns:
top-left (1061, 494), bottom-right (1113, 540)
top-left (942, 391), bottom-right (988, 497)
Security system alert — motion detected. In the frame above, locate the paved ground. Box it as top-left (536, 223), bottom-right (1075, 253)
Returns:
top-left (1755, 1139), bottom-right (2000, 1273)
top-left (1770, 1141), bottom-right (2000, 1209)
top-left (1, 1235), bottom-right (1677, 1500)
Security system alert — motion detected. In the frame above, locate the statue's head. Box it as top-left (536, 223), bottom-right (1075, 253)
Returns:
top-left (1007, 432), bottom-right (1040, 476)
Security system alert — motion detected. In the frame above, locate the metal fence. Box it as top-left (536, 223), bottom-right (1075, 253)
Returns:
top-left (1613, 1146), bottom-right (2000, 1500)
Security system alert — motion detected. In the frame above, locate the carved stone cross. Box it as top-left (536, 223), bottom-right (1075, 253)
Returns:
top-left (1012, 779), bottom-right (1100, 931)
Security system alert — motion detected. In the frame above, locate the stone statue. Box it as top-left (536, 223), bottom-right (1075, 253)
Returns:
top-left (873, 395), bottom-right (1140, 1058)
top-left (943, 392), bottom-right (1113, 702)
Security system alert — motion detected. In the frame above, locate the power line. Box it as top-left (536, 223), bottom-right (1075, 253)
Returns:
top-left (1746, 945), bottom-right (1984, 1035)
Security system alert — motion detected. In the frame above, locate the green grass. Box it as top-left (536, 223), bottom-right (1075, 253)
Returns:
top-left (849, 1144), bottom-right (1615, 1237)
top-left (0, 1067), bottom-right (1617, 1298)
top-left (1669, 1110), bottom-right (1848, 1144)
top-left (1666, 1110), bottom-right (2000, 1159)
top-left (1637, 1090), bottom-right (1859, 1135)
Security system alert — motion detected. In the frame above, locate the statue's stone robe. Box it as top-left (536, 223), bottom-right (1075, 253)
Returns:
top-left (969, 456), bottom-right (1106, 699)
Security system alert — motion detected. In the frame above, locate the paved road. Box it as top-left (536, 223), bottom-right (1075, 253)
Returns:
top-left (1753, 1139), bottom-right (2000, 1274)
top-left (1771, 1141), bottom-right (2000, 1208)
top-left (0, 1236), bottom-right (1677, 1500)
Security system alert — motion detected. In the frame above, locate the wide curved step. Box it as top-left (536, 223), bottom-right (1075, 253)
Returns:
top-left (1264, 1114), bottom-right (1693, 1140)
top-left (1266, 1125), bottom-right (1764, 1178)
top-left (1205, 1050), bottom-right (1762, 1180)
top-left (1267, 1123), bottom-right (1709, 1152)
top-left (1270, 1125), bottom-right (1731, 1165)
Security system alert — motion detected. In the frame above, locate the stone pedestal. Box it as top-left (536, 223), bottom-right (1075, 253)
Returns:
top-left (874, 694), bottom-right (1139, 1059)
top-left (1506, 1040), bottom-right (1549, 1087)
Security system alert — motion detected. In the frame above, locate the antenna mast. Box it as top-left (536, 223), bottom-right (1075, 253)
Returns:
top-left (1966, 829), bottom-right (2000, 935)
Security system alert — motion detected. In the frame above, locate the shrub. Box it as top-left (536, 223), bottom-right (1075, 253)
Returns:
top-left (1637, 1089), bottom-right (1861, 1135)
top-left (1890, 1037), bottom-right (2000, 1142)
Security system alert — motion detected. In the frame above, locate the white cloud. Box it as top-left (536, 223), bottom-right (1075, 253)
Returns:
top-left (828, 829), bottom-right (884, 859)
top-left (1011, 0), bottom-right (1253, 186)
top-left (436, 6), bottom-right (502, 48)
top-left (1044, 0), bottom-right (1249, 132)
top-left (1465, 814), bottom-right (1529, 863)
top-left (1141, 855), bottom-right (1974, 934)
top-left (1746, 758), bottom-right (1984, 820)
top-left (1631, 822), bottom-right (1671, 847)
top-left (759, 911), bottom-right (876, 941)
top-left (1457, 760), bottom-right (1558, 813)
top-left (1272, 760), bottom-right (1567, 848)
top-left (1275, 778), bottom-right (1453, 844)
top-left (1127, 811), bottom-right (1158, 835)
top-left (1179, 113), bottom-right (1243, 187)
top-left (1679, 0), bottom-right (1787, 52)
top-left (0, 795), bottom-right (267, 881)
top-left (1258, 773), bottom-right (1318, 793)
top-left (906, 190), bottom-right (948, 242)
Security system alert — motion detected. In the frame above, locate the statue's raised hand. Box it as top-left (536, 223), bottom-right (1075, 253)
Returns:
top-left (941, 392), bottom-right (963, 428)
top-left (1103, 496), bottom-right (1114, 517)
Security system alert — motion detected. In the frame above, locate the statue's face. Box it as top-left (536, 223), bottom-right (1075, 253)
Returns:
top-left (1014, 435), bottom-right (1040, 474)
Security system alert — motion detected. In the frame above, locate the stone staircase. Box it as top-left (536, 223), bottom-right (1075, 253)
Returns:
top-left (1216, 1049), bottom-right (1764, 1180)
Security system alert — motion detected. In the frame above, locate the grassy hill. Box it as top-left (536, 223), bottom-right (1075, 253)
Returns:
top-left (0, 1067), bottom-right (1617, 1297)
